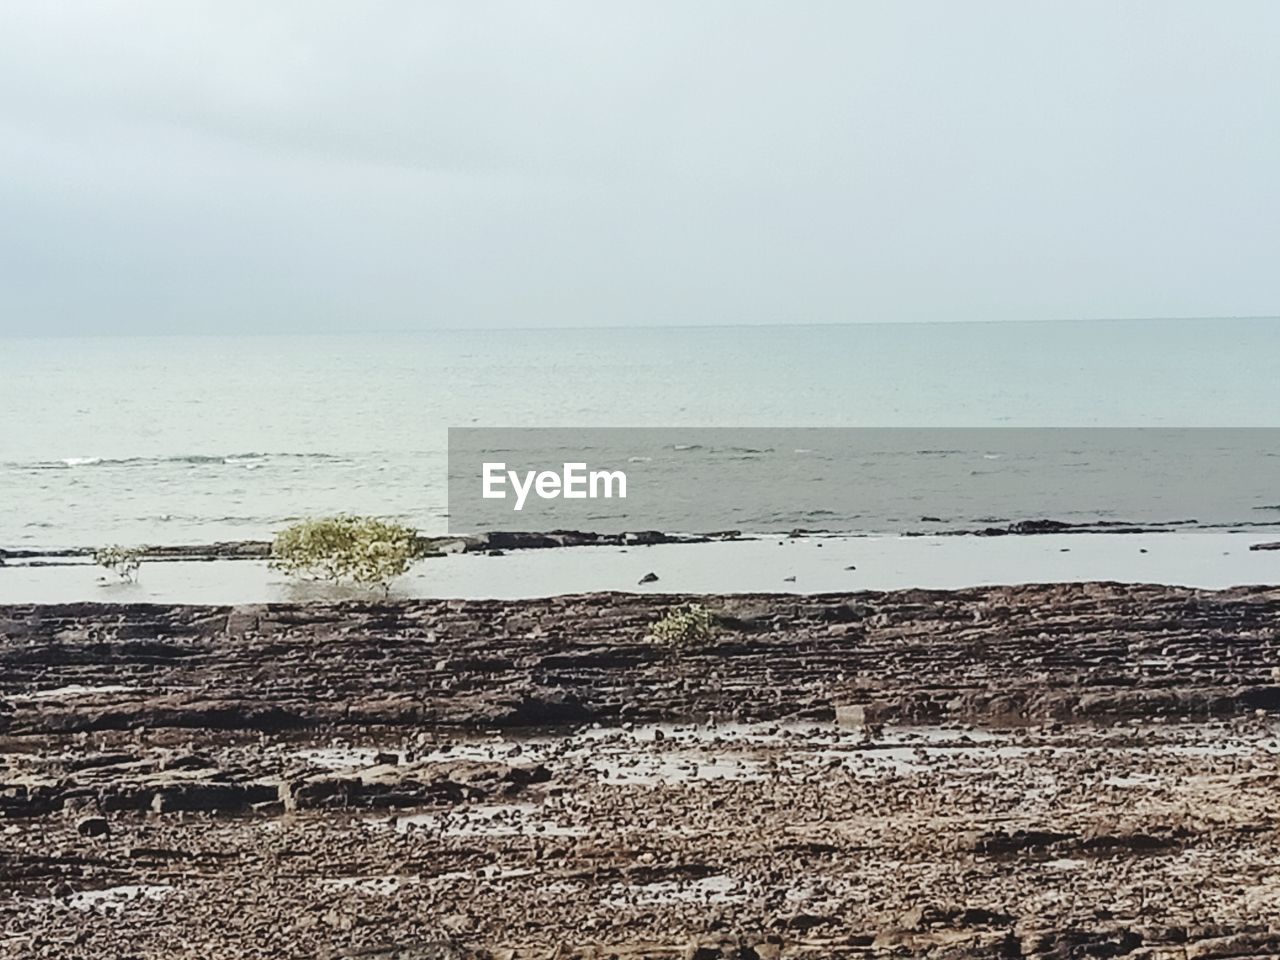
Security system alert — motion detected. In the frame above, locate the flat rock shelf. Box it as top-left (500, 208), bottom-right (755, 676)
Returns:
top-left (2, 584), bottom-right (1280, 959)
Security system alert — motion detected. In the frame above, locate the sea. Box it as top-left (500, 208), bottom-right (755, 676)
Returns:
top-left (4, 317), bottom-right (1280, 552)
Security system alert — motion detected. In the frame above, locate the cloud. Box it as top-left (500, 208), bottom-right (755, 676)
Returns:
top-left (2, 0), bottom-right (1278, 333)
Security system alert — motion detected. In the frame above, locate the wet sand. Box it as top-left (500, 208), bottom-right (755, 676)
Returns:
top-left (4, 532), bottom-right (1280, 604)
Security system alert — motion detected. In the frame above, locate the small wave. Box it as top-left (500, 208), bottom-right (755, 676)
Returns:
top-left (27, 452), bottom-right (349, 469)
top-left (163, 455), bottom-right (231, 465)
top-left (671, 444), bottom-right (703, 452)
top-left (140, 513), bottom-right (284, 524)
top-left (627, 456), bottom-right (652, 463)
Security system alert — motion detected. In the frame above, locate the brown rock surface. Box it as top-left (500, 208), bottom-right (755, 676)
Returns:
top-left (1, 584), bottom-right (1279, 958)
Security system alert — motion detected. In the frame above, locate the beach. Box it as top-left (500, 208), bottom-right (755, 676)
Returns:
top-left (3, 583), bottom-right (1280, 957)
top-left (7, 330), bottom-right (1280, 957)
top-left (7, 2), bottom-right (1280, 955)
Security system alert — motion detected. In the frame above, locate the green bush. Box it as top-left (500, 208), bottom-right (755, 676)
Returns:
top-left (94, 545), bottom-right (143, 583)
top-left (271, 516), bottom-right (424, 590)
top-left (647, 603), bottom-right (717, 647)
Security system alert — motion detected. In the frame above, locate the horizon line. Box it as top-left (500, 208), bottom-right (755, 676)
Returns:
top-left (3, 314), bottom-right (1279, 339)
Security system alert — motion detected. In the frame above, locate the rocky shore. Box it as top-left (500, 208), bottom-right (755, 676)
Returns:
top-left (0, 530), bottom-right (741, 567)
top-left (2, 584), bottom-right (1279, 958)
top-left (6, 519), bottom-right (1269, 570)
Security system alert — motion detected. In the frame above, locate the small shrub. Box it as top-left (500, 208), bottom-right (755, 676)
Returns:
top-left (271, 515), bottom-right (423, 590)
top-left (94, 545), bottom-right (142, 583)
top-left (647, 603), bottom-right (717, 647)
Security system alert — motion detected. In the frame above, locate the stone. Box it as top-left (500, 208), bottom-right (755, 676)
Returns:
top-left (76, 815), bottom-right (109, 838)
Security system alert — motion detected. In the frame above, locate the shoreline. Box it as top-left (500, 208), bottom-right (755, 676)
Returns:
top-left (3, 531), bottom-right (1280, 605)
top-left (6, 517), bottom-right (1280, 563)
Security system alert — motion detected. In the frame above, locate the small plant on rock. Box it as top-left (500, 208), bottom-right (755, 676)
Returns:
top-left (647, 603), bottom-right (717, 647)
top-left (271, 515), bottom-right (424, 591)
top-left (94, 545), bottom-right (143, 583)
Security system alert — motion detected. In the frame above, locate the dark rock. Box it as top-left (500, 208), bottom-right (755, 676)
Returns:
top-left (1008, 519), bottom-right (1076, 534)
top-left (639, 572), bottom-right (659, 584)
top-left (783, 912), bottom-right (834, 931)
top-left (972, 829), bottom-right (1075, 855)
top-left (75, 815), bottom-right (109, 838)
top-left (503, 764), bottom-right (552, 785)
top-left (150, 781), bottom-right (278, 813)
top-left (477, 531), bottom-right (567, 551)
top-left (622, 530), bottom-right (670, 545)
top-left (160, 752), bottom-right (216, 771)
top-left (683, 939), bottom-right (761, 960)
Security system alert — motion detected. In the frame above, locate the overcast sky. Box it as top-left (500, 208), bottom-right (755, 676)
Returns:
top-left (2, 1), bottom-right (1278, 334)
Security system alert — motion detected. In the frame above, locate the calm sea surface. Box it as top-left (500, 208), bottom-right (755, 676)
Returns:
top-left (4, 318), bottom-right (1280, 549)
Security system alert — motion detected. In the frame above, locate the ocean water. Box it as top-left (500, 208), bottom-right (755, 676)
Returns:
top-left (3, 318), bottom-right (1279, 550)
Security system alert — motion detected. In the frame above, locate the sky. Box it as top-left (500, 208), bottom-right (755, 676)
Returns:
top-left (1, 1), bottom-right (1278, 334)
